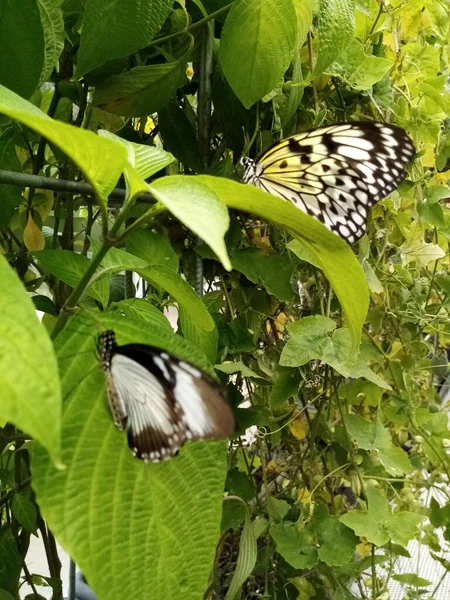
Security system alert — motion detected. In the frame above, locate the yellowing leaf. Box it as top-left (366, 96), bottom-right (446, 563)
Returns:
top-left (289, 413), bottom-right (309, 440)
top-left (23, 214), bottom-right (45, 250)
top-left (400, 238), bottom-right (446, 267)
top-left (356, 541), bottom-right (372, 558)
top-left (33, 190), bottom-right (54, 221)
top-left (297, 487), bottom-right (312, 504)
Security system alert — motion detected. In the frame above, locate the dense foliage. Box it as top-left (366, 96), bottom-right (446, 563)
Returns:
top-left (0, 1), bottom-right (450, 599)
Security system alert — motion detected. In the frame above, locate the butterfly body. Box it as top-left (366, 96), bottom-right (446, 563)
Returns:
top-left (241, 121), bottom-right (415, 243)
top-left (98, 331), bottom-right (235, 462)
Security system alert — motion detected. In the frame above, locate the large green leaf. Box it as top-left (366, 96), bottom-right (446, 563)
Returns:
top-left (315, 0), bottom-right (355, 75)
top-left (77, 0), bottom-right (173, 76)
top-left (0, 84), bottom-right (128, 201)
top-left (0, 0), bottom-right (44, 98)
top-left (220, 0), bottom-right (297, 108)
top-left (149, 175), bottom-right (232, 271)
top-left (340, 486), bottom-right (424, 547)
top-left (195, 175), bottom-right (368, 354)
top-left (31, 311), bottom-right (228, 600)
top-left (0, 255), bottom-right (61, 463)
top-left (328, 38), bottom-right (392, 89)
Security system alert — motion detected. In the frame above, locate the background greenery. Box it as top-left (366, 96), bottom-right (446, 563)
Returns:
top-left (0, 0), bottom-right (450, 599)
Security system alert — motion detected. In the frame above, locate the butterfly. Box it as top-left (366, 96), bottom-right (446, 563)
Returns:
top-left (240, 121), bottom-right (415, 244)
top-left (97, 330), bottom-right (235, 462)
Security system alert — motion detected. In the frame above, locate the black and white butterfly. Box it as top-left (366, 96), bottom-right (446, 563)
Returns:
top-left (98, 330), bottom-right (235, 462)
top-left (240, 121), bottom-right (415, 244)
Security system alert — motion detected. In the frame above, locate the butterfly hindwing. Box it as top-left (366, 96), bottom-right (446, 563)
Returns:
top-left (98, 332), bottom-right (235, 462)
top-left (241, 121), bottom-right (415, 243)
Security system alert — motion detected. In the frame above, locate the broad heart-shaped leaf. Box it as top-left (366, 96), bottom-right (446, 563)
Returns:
top-left (0, 255), bottom-right (61, 463)
top-left (231, 248), bottom-right (299, 302)
top-left (220, 0), bottom-right (297, 108)
top-left (33, 250), bottom-right (110, 307)
top-left (76, 0), bottom-right (173, 76)
top-left (0, 0), bottom-right (44, 98)
top-left (37, 0), bottom-right (65, 85)
top-left (328, 38), bottom-right (392, 90)
top-left (94, 58), bottom-right (188, 117)
top-left (345, 415), bottom-right (412, 476)
top-left (270, 522), bottom-right (318, 569)
top-left (308, 504), bottom-right (358, 567)
top-left (98, 130), bottom-right (174, 181)
top-left (0, 85), bottom-right (127, 200)
top-left (195, 176), bottom-right (368, 355)
top-left (148, 176), bottom-right (232, 271)
top-left (340, 486), bottom-right (424, 547)
top-left (315, 0), bottom-right (355, 75)
top-left (31, 311), bottom-right (229, 600)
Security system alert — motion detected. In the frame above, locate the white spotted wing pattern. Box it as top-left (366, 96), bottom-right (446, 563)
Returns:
top-left (241, 121), bottom-right (415, 244)
top-left (98, 330), bottom-right (235, 462)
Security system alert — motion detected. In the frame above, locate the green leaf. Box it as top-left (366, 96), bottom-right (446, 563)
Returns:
top-left (220, 0), bottom-right (297, 108)
top-left (94, 58), bottom-right (188, 117)
top-left (362, 260), bottom-right (384, 294)
top-left (98, 130), bottom-right (174, 181)
top-left (345, 415), bottom-right (411, 476)
top-left (126, 229), bottom-right (179, 272)
top-left (113, 299), bottom-right (173, 333)
top-left (76, 0), bottom-right (173, 76)
top-left (34, 250), bottom-right (110, 307)
top-left (11, 494), bottom-right (38, 535)
top-left (149, 176), bottom-right (231, 271)
top-left (328, 38), bottom-right (393, 89)
top-left (309, 505), bottom-right (358, 567)
top-left (0, 0), bottom-right (44, 98)
top-left (0, 529), bottom-right (21, 594)
top-left (315, 0), bottom-right (355, 75)
top-left (37, 0), bottom-right (65, 84)
top-left (0, 84), bottom-right (127, 201)
top-left (280, 316), bottom-right (354, 370)
top-left (270, 366), bottom-right (301, 407)
top-left (270, 522), bottom-right (318, 569)
top-left (142, 265), bottom-right (218, 363)
top-left (287, 238), bottom-right (321, 268)
top-left (0, 256), bottom-right (61, 463)
top-left (268, 498), bottom-right (290, 523)
top-left (224, 508), bottom-right (257, 600)
top-left (158, 100), bottom-right (203, 172)
top-left (231, 248), bottom-right (298, 302)
top-left (0, 590), bottom-right (16, 600)
top-left (399, 238), bottom-right (446, 267)
top-left (340, 486), bottom-right (424, 547)
top-left (196, 175), bottom-right (368, 354)
top-left (391, 574), bottom-right (432, 587)
top-left (340, 486), bottom-right (390, 546)
top-left (0, 128), bottom-right (23, 229)
top-left (216, 361), bottom-right (263, 379)
top-left (31, 311), bottom-right (228, 600)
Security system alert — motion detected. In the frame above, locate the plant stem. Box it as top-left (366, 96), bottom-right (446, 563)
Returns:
top-left (147, 4), bottom-right (232, 48)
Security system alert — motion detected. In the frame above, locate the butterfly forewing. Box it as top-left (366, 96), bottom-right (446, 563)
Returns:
top-left (98, 331), bottom-right (235, 462)
top-left (242, 121), bottom-right (415, 244)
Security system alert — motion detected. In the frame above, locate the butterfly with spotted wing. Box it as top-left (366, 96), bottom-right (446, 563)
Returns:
top-left (98, 330), bottom-right (235, 462)
top-left (240, 121), bottom-right (415, 244)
